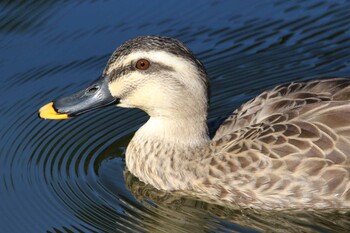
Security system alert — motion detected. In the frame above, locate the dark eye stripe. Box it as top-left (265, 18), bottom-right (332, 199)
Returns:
top-left (109, 65), bottom-right (132, 82)
top-left (108, 61), bottom-right (175, 82)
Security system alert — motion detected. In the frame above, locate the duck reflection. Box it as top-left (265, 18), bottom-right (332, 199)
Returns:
top-left (124, 170), bottom-right (350, 233)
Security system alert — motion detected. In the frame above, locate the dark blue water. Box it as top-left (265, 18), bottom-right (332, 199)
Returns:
top-left (1, 0), bottom-right (350, 232)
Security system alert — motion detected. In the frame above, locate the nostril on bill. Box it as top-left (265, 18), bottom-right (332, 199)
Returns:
top-left (86, 86), bottom-right (99, 94)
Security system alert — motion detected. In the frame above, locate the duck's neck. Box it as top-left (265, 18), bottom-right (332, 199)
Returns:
top-left (126, 115), bottom-right (211, 190)
top-left (135, 116), bottom-right (210, 147)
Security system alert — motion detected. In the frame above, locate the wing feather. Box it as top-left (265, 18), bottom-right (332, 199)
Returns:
top-left (209, 78), bottom-right (350, 206)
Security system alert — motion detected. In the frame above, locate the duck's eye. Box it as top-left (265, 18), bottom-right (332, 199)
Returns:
top-left (135, 59), bottom-right (150, 70)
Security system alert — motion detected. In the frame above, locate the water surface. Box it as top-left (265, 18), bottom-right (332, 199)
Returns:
top-left (1, 0), bottom-right (350, 232)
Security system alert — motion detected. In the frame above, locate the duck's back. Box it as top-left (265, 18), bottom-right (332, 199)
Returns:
top-left (210, 78), bottom-right (350, 208)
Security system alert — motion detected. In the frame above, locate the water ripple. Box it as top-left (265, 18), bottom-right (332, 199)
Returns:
top-left (2, 0), bottom-right (350, 232)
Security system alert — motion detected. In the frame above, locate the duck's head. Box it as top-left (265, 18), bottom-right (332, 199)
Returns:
top-left (39, 36), bottom-right (208, 120)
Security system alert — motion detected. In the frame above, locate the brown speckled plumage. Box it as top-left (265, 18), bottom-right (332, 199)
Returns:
top-left (125, 77), bottom-right (350, 209)
top-left (101, 37), bottom-right (350, 210)
top-left (203, 78), bottom-right (350, 209)
top-left (64, 36), bottom-right (350, 209)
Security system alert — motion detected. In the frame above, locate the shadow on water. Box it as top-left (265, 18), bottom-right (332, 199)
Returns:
top-left (1, 0), bottom-right (350, 232)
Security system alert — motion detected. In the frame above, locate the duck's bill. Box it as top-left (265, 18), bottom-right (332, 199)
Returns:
top-left (38, 76), bottom-right (118, 120)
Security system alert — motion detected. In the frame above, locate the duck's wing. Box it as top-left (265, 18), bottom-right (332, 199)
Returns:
top-left (208, 78), bottom-right (350, 207)
top-left (213, 77), bottom-right (350, 166)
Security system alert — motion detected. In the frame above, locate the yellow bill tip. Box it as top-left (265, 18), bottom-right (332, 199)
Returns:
top-left (38, 102), bottom-right (70, 120)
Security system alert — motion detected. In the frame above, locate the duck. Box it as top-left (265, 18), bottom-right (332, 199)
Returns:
top-left (39, 36), bottom-right (350, 210)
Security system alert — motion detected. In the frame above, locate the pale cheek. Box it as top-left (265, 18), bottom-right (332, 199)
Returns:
top-left (108, 79), bottom-right (124, 97)
top-left (108, 74), bottom-right (137, 97)
top-left (131, 87), bottom-right (165, 105)
top-left (128, 85), bottom-right (175, 110)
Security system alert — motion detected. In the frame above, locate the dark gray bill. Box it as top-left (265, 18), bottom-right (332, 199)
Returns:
top-left (53, 76), bottom-right (118, 117)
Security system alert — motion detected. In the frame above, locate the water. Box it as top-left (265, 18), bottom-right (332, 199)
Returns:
top-left (1, 0), bottom-right (350, 232)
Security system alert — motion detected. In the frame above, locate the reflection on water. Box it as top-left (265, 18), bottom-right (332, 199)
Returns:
top-left (125, 170), bottom-right (350, 233)
top-left (1, 0), bottom-right (350, 232)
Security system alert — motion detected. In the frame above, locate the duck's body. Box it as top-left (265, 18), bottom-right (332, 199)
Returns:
top-left (39, 36), bottom-right (350, 209)
top-left (127, 78), bottom-right (350, 209)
